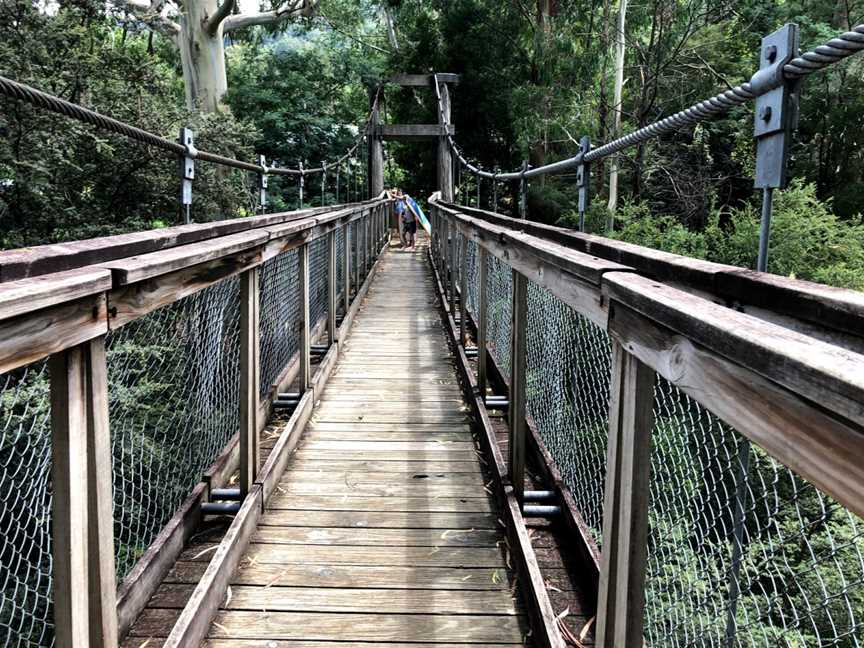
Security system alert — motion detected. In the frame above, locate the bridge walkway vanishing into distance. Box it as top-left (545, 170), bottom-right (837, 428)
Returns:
top-left (123, 239), bottom-right (540, 646)
top-left (3, 18), bottom-right (864, 648)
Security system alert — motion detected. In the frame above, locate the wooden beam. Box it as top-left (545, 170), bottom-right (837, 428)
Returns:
top-left (328, 230), bottom-right (338, 343)
top-left (603, 271), bottom-right (864, 430)
top-left (608, 301), bottom-right (864, 520)
top-left (388, 73), bottom-right (461, 86)
top-left (438, 83), bottom-right (454, 201)
top-left (84, 338), bottom-right (119, 648)
top-left (380, 124), bottom-right (456, 141)
top-left (1, 293), bottom-right (108, 375)
top-left (509, 270), bottom-right (528, 506)
top-left (596, 343), bottom-right (655, 647)
top-left (477, 246), bottom-right (489, 397)
top-left (239, 268), bottom-right (260, 497)
top-left (298, 242), bottom-right (311, 393)
top-left (50, 345), bottom-right (91, 647)
top-left (0, 268), bottom-right (111, 322)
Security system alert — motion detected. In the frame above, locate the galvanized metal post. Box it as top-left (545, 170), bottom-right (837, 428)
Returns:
top-left (179, 127), bottom-right (196, 224)
top-left (257, 155), bottom-right (268, 214)
top-left (353, 220), bottom-right (360, 295)
top-left (477, 246), bottom-right (489, 398)
top-left (577, 137), bottom-right (591, 232)
top-left (298, 161), bottom-right (305, 209)
top-left (725, 24), bottom-right (800, 648)
top-left (336, 166), bottom-right (340, 204)
top-left (492, 167), bottom-right (499, 213)
top-left (298, 242), bottom-right (311, 394)
top-left (509, 269), bottom-right (528, 505)
top-left (519, 160), bottom-right (528, 219)
top-left (321, 166), bottom-right (327, 206)
top-left (476, 174), bottom-right (481, 208)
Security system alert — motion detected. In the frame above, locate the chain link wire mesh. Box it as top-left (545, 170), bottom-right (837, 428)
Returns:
top-left (449, 211), bottom-right (863, 644)
top-left (309, 236), bottom-right (329, 328)
top-left (107, 277), bottom-right (241, 579)
top-left (259, 250), bottom-right (300, 396)
top-left (645, 379), bottom-right (864, 647)
top-left (525, 281), bottom-right (612, 544)
top-left (0, 362), bottom-right (52, 646)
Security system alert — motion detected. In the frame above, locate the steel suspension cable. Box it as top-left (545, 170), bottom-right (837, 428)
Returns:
top-left (435, 23), bottom-right (864, 183)
top-left (0, 74), bottom-right (380, 178)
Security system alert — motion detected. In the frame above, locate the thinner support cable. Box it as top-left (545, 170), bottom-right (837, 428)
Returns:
top-left (0, 75), bottom-right (381, 177)
top-left (435, 24), bottom-right (864, 182)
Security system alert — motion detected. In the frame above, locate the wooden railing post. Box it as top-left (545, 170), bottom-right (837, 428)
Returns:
top-left (458, 235), bottom-right (468, 345)
top-left (596, 341), bottom-right (655, 647)
top-left (449, 223), bottom-right (458, 317)
top-left (509, 270), bottom-right (528, 506)
top-left (298, 242), bottom-right (311, 393)
top-left (344, 223), bottom-right (352, 314)
top-left (477, 246), bottom-right (488, 398)
top-left (327, 230), bottom-right (337, 344)
top-left (239, 268), bottom-right (260, 497)
top-left (50, 337), bottom-right (118, 648)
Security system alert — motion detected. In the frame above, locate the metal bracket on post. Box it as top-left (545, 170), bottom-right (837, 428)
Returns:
top-left (492, 166), bottom-right (499, 212)
top-left (258, 155), bottom-right (268, 214)
top-left (752, 23), bottom-right (800, 193)
top-left (179, 127), bottom-right (196, 224)
top-left (299, 160), bottom-right (305, 209)
top-left (577, 136), bottom-right (591, 232)
top-left (519, 160), bottom-right (528, 219)
top-left (321, 165), bottom-right (327, 206)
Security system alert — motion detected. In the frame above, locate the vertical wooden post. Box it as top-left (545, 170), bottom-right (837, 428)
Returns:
top-left (239, 268), bottom-right (260, 497)
top-left (344, 223), bottom-right (352, 314)
top-left (596, 341), bottom-right (656, 647)
top-left (298, 242), bottom-right (311, 394)
top-left (353, 221), bottom-right (360, 295)
top-left (85, 338), bottom-right (118, 648)
top-left (477, 246), bottom-right (488, 398)
top-left (327, 231), bottom-right (338, 344)
top-left (368, 91), bottom-right (384, 197)
top-left (449, 224), bottom-right (458, 318)
top-left (51, 339), bottom-right (119, 648)
top-left (509, 270), bottom-right (528, 506)
top-left (437, 82), bottom-right (454, 201)
top-left (459, 235), bottom-right (468, 345)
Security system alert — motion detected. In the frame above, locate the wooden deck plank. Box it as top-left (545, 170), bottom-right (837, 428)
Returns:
top-left (150, 584), bottom-right (520, 614)
top-left (184, 241), bottom-right (531, 647)
top-left (165, 562), bottom-right (513, 590)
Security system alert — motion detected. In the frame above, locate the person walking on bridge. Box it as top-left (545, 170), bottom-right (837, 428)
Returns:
top-left (389, 189), bottom-right (416, 251)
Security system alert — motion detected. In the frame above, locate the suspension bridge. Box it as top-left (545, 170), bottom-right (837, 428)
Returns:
top-left (1, 20), bottom-right (864, 648)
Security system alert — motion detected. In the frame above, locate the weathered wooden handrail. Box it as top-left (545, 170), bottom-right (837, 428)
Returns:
top-left (430, 197), bottom-right (864, 647)
top-left (0, 196), bottom-right (392, 647)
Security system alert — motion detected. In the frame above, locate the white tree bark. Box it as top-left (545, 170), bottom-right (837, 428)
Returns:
top-left (116, 0), bottom-right (318, 113)
top-left (606, 0), bottom-right (628, 223)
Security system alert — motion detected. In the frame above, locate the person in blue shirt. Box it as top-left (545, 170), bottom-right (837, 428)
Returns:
top-left (389, 189), bottom-right (416, 251)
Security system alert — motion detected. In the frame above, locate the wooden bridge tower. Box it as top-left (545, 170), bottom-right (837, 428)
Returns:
top-left (367, 73), bottom-right (460, 200)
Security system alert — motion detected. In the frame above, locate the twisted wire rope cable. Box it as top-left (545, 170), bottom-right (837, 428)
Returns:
top-left (0, 75), bottom-right (381, 177)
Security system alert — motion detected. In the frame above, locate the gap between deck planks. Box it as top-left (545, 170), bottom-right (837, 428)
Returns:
top-left (125, 238), bottom-right (533, 647)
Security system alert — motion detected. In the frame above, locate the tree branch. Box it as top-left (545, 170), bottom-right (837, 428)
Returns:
top-left (318, 12), bottom-right (390, 53)
top-left (223, 0), bottom-right (319, 34)
top-left (114, 0), bottom-right (180, 37)
top-left (206, 0), bottom-right (236, 36)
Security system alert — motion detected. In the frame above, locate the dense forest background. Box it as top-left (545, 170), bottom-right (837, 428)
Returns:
top-left (1, 0), bottom-right (863, 289)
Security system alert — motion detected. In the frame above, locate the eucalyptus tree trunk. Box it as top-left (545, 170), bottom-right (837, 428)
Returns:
top-left (606, 0), bottom-right (628, 224)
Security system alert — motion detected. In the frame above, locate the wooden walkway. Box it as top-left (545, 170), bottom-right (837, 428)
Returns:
top-left (193, 240), bottom-right (529, 645)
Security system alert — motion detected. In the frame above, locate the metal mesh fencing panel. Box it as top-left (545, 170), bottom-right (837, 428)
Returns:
top-left (259, 249), bottom-right (300, 396)
top-left (107, 277), bottom-right (241, 579)
top-left (525, 281), bottom-right (612, 543)
top-left (463, 238), bottom-right (479, 320)
top-left (644, 379), bottom-right (864, 647)
top-left (485, 253), bottom-right (513, 377)
top-left (0, 362), bottom-right (53, 647)
top-left (309, 237), bottom-right (328, 327)
top-left (336, 227), bottom-right (345, 313)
